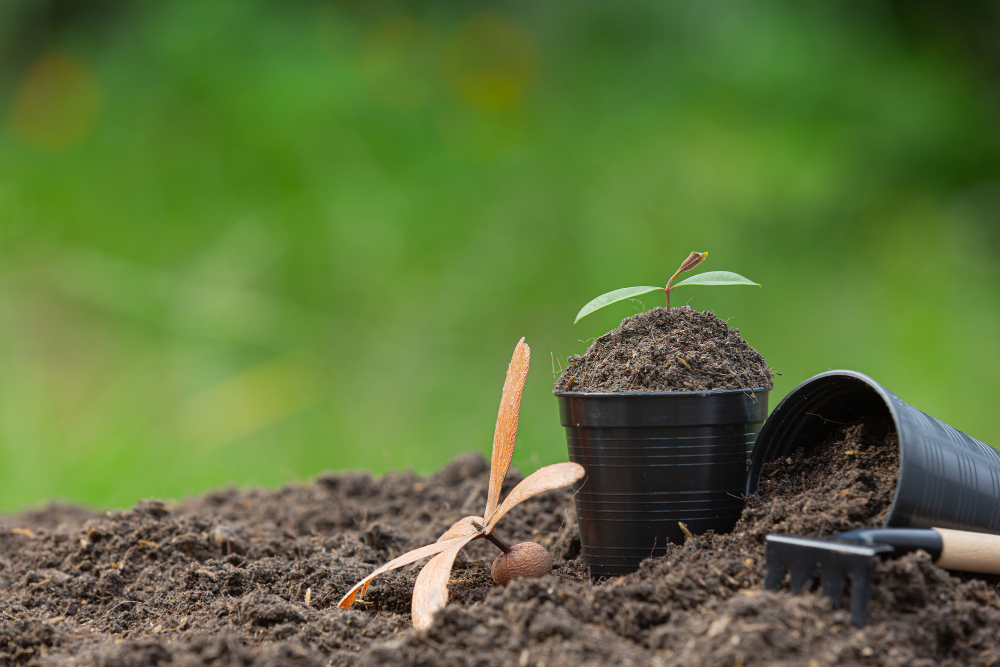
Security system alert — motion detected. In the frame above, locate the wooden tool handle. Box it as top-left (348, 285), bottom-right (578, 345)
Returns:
top-left (934, 527), bottom-right (1000, 574)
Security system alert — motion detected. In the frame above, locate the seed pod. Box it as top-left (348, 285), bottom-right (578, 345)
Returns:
top-left (491, 542), bottom-right (552, 585)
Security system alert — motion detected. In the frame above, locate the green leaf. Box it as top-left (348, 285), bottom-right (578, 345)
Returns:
top-left (574, 286), bottom-right (663, 323)
top-left (671, 271), bottom-right (760, 288)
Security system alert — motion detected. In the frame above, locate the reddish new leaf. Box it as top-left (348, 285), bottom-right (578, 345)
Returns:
top-left (485, 462), bottom-right (585, 532)
top-left (666, 251), bottom-right (708, 289)
top-left (483, 338), bottom-right (530, 523)
top-left (411, 534), bottom-right (477, 630)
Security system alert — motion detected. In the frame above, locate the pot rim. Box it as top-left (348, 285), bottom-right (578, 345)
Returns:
top-left (745, 370), bottom-right (900, 487)
top-left (743, 369), bottom-right (905, 520)
top-left (553, 386), bottom-right (771, 399)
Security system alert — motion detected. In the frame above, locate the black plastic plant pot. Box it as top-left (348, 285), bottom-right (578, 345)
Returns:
top-left (555, 389), bottom-right (769, 579)
top-left (747, 370), bottom-right (1000, 535)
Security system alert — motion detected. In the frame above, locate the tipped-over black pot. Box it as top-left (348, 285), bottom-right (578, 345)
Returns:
top-left (556, 388), bottom-right (769, 579)
top-left (747, 370), bottom-right (1000, 535)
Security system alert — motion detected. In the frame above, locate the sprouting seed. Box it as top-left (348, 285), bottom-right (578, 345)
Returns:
top-left (337, 338), bottom-right (585, 630)
top-left (489, 539), bottom-right (552, 586)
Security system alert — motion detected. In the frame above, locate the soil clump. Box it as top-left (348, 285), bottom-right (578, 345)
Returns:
top-left (2, 419), bottom-right (1000, 666)
top-left (554, 306), bottom-right (773, 392)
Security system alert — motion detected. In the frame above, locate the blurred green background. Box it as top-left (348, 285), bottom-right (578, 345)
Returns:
top-left (1, 0), bottom-right (999, 512)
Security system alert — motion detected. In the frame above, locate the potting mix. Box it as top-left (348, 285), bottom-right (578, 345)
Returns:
top-left (2, 309), bottom-right (999, 666)
top-left (2, 416), bottom-right (1000, 666)
top-left (554, 306), bottom-right (773, 393)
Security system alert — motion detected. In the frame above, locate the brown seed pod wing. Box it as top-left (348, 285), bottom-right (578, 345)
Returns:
top-left (411, 534), bottom-right (477, 630)
top-left (483, 338), bottom-right (530, 523)
top-left (436, 515), bottom-right (484, 542)
top-left (486, 462), bottom-right (585, 532)
top-left (337, 536), bottom-right (469, 609)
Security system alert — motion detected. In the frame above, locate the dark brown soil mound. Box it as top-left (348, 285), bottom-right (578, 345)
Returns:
top-left (2, 419), bottom-right (999, 666)
top-left (554, 306), bottom-right (773, 392)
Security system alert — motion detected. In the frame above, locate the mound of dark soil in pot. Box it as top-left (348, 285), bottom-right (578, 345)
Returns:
top-left (554, 306), bottom-right (773, 392)
top-left (2, 418), bottom-right (999, 666)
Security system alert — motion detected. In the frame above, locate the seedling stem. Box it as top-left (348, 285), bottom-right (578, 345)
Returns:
top-left (471, 520), bottom-right (512, 554)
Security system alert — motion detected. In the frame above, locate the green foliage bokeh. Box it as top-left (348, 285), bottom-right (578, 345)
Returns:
top-left (1, 0), bottom-right (998, 511)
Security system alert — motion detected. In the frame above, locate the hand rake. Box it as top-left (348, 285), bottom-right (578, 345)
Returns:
top-left (765, 527), bottom-right (1000, 627)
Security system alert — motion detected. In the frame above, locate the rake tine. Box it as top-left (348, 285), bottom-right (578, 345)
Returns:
top-left (764, 559), bottom-right (785, 590)
top-left (819, 562), bottom-right (846, 610)
top-left (788, 562), bottom-right (814, 594)
top-left (848, 559), bottom-right (876, 627)
top-left (763, 539), bottom-right (789, 590)
top-left (765, 533), bottom-right (893, 628)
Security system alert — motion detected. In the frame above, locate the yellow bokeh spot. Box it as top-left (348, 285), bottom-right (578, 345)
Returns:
top-left (179, 357), bottom-right (318, 448)
top-left (443, 14), bottom-right (536, 110)
top-left (10, 52), bottom-right (101, 150)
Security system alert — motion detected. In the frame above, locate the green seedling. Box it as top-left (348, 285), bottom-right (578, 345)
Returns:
top-left (338, 338), bottom-right (585, 630)
top-left (574, 251), bottom-right (760, 323)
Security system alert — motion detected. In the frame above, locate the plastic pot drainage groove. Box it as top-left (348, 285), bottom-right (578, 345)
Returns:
top-left (555, 388), bottom-right (769, 579)
top-left (747, 370), bottom-right (1000, 535)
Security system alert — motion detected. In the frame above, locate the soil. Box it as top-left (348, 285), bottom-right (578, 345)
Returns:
top-left (747, 417), bottom-right (900, 537)
top-left (3, 419), bottom-right (1000, 666)
top-left (554, 306), bottom-right (773, 393)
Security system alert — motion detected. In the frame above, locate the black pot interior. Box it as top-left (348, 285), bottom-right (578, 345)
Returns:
top-left (745, 373), bottom-right (892, 496)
